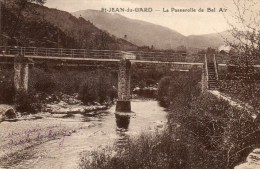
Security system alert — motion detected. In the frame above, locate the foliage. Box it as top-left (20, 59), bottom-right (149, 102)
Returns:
top-left (79, 92), bottom-right (260, 169)
top-left (84, 70), bottom-right (116, 103)
top-left (169, 93), bottom-right (260, 169)
top-left (30, 68), bottom-right (118, 105)
top-left (223, 0), bottom-right (260, 99)
top-left (78, 70), bottom-right (260, 169)
top-left (30, 68), bottom-right (56, 93)
top-left (157, 69), bottom-right (202, 107)
top-left (15, 91), bottom-right (41, 114)
top-left (131, 64), bottom-right (171, 91)
top-left (78, 71), bottom-right (117, 104)
top-left (0, 67), bottom-right (118, 112)
top-left (3, 0), bottom-right (137, 50)
top-left (79, 131), bottom-right (189, 169)
top-left (157, 76), bottom-right (172, 107)
top-left (3, 4), bottom-right (78, 47)
top-left (225, 0), bottom-right (260, 64)
top-left (0, 68), bottom-right (15, 104)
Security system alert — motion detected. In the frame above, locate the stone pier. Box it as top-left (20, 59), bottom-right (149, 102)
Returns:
top-left (14, 55), bottom-right (29, 103)
top-left (116, 59), bottom-right (131, 112)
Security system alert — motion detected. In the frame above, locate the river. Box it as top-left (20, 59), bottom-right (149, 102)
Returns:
top-left (0, 99), bottom-right (167, 169)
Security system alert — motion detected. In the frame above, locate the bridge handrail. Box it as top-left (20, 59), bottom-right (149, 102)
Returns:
top-left (0, 46), bottom-right (188, 62)
top-left (0, 46), bottom-right (187, 55)
top-left (204, 54), bottom-right (209, 89)
top-left (213, 54), bottom-right (219, 82)
top-left (129, 50), bottom-right (187, 55)
top-left (0, 46), bottom-right (125, 53)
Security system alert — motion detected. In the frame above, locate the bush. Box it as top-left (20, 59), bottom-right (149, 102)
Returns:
top-left (15, 91), bottom-right (42, 114)
top-left (219, 79), bottom-right (260, 109)
top-left (79, 82), bottom-right (98, 104)
top-left (131, 64), bottom-right (171, 91)
top-left (0, 69), bottom-right (15, 104)
top-left (33, 72), bottom-right (56, 93)
top-left (79, 93), bottom-right (259, 169)
top-left (78, 70), bottom-right (259, 169)
top-left (30, 68), bottom-right (117, 105)
top-left (78, 70), bottom-right (117, 104)
top-left (157, 76), bottom-right (172, 107)
top-left (0, 83), bottom-right (15, 104)
top-left (169, 93), bottom-right (259, 169)
top-left (79, 131), bottom-right (189, 169)
top-left (157, 70), bottom-right (201, 107)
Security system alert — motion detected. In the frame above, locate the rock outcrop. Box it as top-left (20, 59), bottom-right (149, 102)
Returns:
top-left (0, 105), bottom-right (16, 120)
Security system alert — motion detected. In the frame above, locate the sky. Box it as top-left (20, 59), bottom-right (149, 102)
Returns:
top-left (45, 0), bottom-right (259, 36)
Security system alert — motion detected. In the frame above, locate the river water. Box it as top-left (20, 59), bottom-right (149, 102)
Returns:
top-left (0, 99), bottom-right (167, 169)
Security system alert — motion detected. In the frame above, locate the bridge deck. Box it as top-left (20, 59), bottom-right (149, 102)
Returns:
top-left (0, 46), bottom-right (188, 62)
top-left (0, 46), bottom-right (206, 68)
top-left (0, 54), bottom-right (204, 67)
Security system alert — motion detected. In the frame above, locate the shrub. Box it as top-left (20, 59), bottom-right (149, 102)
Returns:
top-left (79, 82), bottom-right (98, 104)
top-left (0, 83), bottom-right (15, 104)
top-left (15, 91), bottom-right (42, 114)
top-left (169, 93), bottom-right (259, 169)
top-left (157, 70), bottom-right (201, 107)
top-left (0, 69), bottom-right (15, 104)
top-left (79, 131), bottom-right (189, 169)
top-left (33, 75), bottom-right (56, 93)
top-left (78, 71), bottom-right (259, 169)
top-left (157, 76), bottom-right (172, 107)
top-left (78, 70), bottom-right (117, 104)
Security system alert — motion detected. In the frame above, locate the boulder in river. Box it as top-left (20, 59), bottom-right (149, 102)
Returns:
top-left (0, 104), bottom-right (16, 120)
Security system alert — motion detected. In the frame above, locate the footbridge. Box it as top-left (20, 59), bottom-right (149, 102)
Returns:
top-left (0, 46), bottom-right (213, 112)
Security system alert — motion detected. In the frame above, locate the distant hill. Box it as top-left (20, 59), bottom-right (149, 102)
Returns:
top-left (73, 10), bottom-right (232, 50)
top-left (186, 31), bottom-right (234, 49)
top-left (2, 2), bottom-right (137, 50)
top-left (73, 10), bottom-right (186, 50)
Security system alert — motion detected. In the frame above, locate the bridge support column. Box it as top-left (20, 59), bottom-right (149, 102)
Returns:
top-left (14, 55), bottom-right (29, 104)
top-left (116, 59), bottom-right (131, 112)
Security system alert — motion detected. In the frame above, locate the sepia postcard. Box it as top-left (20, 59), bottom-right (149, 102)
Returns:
top-left (0, 0), bottom-right (260, 168)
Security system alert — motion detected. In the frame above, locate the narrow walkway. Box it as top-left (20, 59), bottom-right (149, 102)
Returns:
top-left (235, 149), bottom-right (260, 169)
top-left (210, 90), bottom-right (260, 169)
top-left (209, 90), bottom-right (258, 119)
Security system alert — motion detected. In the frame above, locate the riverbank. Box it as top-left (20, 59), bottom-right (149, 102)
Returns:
top-left (78, 69), bottom-right (260, 169)
top-left (79, 93), bottom-right (260, 169)
top-left (0, 94), bottom-right (113, 168)
top-left (0, 99), bottom-right (167, 169)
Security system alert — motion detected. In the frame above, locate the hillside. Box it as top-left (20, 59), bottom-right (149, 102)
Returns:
top-left (186, 31), bottom-right (234, 49)
top-left (2, 2), bottom-right (137, 50)
top-left (73, 10), bottom-right (232, 50)
top-left (73, 10), bottom-right (186, 50)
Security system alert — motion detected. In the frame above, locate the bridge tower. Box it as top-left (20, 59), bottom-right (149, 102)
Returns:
top-left (116, 59), bottom-right (131, 112)
top-left (14, 54), bottom-right (29, 104)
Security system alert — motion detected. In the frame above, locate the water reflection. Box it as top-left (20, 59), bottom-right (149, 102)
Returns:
top-left (115, 113), bottom-right (131, 148)
top-left (115, 128), bottom-right (130, 148)
top-left (115, 113), bottom-right (130, 130)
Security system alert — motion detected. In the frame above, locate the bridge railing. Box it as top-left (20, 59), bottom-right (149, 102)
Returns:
top-left (0, 46), bottom-right (125, 60)
top-left (0, 46), bottom-right (188, 62)
top-left (130, 51), bottom-right (187, 62)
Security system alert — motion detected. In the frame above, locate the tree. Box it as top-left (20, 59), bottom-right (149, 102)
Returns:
top-left (224, 0), bottom-right (260, 99)
top-left (226, 0), bottom-right (260, 61)
top-left (6, 0), bottom-right (46, 40)
top-left (176, 45), bottom-right (187, 53)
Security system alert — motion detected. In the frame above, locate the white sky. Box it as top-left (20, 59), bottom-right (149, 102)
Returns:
top-left (45, 0), bottom-right (260, 36)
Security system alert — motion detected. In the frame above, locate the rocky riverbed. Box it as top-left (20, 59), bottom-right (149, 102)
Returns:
top-left (0, 99), bottom-right (167, 169)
